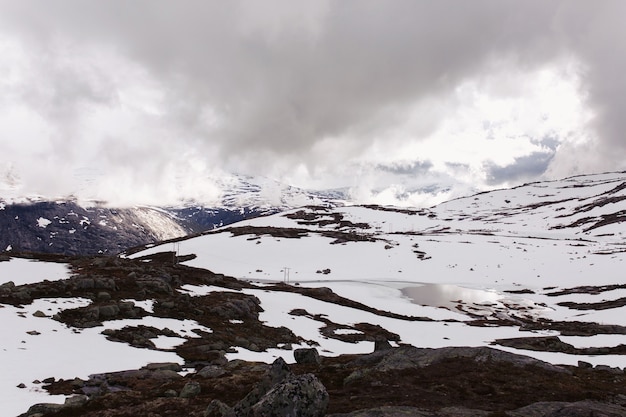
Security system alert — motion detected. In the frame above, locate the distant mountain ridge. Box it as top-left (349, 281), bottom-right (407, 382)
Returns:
top-left (4, 171), bottom-right (626, 256)
top-left (0, 175), bottom-right (347, 255)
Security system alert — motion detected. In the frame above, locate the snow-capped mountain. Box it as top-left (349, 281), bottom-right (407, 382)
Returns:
top-left (201, 174), bottom-right (348, 209)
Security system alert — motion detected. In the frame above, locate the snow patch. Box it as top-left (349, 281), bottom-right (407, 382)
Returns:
top-left (36, 217), bottom-right (51, 228)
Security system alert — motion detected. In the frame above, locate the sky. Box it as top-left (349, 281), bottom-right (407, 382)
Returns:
top-left (0, 0), bottom-right (625, 207)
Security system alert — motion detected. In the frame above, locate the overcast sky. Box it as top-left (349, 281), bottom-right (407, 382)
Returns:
top-left (1, 1), bottom-right (625, 206)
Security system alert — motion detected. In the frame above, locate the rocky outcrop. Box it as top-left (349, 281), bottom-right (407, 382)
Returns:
top-left (327, 402), bottom-right (626, 417)
top-left (347, 345), bottom-right (568, 380)
top-left (506, 400), bottom-right (626, 417)
top-left (251, 373), bottom-right (328, 417)
top-left (233, 358), bottom-right (328, 417)
top-left (180, 381), bottom-right (202, 398)
top-left (20, 395), bottom-right (88, 417)
top-left (327, 406), bottom-right (490, 417)
top-left (494, 335), bottom-right (626, 356)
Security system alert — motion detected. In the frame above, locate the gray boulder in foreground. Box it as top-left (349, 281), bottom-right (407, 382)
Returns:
top-left (251, 373), bottom-right (329, 417)
top-left (234, 357), bottom-right (328, 417)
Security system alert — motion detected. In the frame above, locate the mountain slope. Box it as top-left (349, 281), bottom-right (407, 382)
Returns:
top-left (0, 200), bottom-right (190, 255)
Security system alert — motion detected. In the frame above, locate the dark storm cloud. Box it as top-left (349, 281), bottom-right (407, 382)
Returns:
top-left (376, 160), bottom-right (433, 176)
top-left (486, 151), bottom-right (556, 186)
top-left (0, 1), bottom-right (565, 157)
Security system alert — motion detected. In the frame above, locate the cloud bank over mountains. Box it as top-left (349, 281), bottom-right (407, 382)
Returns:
top-left (1, 1), bottom-right (624, 206)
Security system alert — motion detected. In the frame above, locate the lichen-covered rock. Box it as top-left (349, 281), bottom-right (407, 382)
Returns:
top-left (197, 365), bottom-right (227, 378)
top-left (235, 357), bottom-right (294, 416)
top-left (180, 381), bottom-right (201, 398)
top-left (205, 399), bottom-right (236, 417)
top-left (251, 373), bottom-right (329, 417)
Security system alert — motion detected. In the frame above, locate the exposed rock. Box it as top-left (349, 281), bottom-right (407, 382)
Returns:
top-left (205, 399), bottom-right (236, 417)
top-left (150, 370), bottom-right (184, 379)
top-left (251, 373), bottom-right (329, 417)
top-left (197, 365), bottom-right (227, 378)
top-left (361, 345), bottom-right (569, 374)
top-left (294, 348), bottom-right (321, 365)
top-left (235, 357), bottom-right (294, 416)
top-left (595, 364), bottom-right (623, 374)
top-left (64, 394), bottom-right (89, 408)
top-left (163, 389), bottom-right (178, 398)
top-left (20, 403), bottom-right (65, 416)
top-left (507, 400), bottom-right (626, 417)
top-left (495, 335), bottom-right (626, 355)
top-left (176, 344), bottom-right (228, 364)
top-left (97, 291), bottom-right (111, 301)
top-left (97, 304), bottom-right (120, 318)
top-left (179, 381), bottom-right (202, 398)
top-left (143, 362), bottom-right (182, 372)
top-left (327, 406), bottom-right (490, 416)
top-left (374, 338), bottom-right (393, 351)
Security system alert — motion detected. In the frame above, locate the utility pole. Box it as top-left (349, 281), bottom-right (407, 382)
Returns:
top-left (172, 242), bottom-right (180, 265)
top-left (283, 267), bottom-right (290, 284)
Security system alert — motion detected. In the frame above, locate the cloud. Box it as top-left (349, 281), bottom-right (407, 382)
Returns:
top-left (485, 151), bottom-right (556, 186)
top-left (0, 1), bottom-right (625, 205)
top-left (375, 161), bottom-right (434, 177)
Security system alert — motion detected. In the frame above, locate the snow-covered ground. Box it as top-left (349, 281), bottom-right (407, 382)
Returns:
top-left (0, 295), bottom-right (185, 416)
top-left (131, 172), bottom-right (626, 367)
top-left (0, 258), bottom-right (70, 286)
top-left (4, 172), bottom-right (626, 416)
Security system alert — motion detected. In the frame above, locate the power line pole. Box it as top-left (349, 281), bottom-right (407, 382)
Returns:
top-left (283, 267), bottom-right (290, 284)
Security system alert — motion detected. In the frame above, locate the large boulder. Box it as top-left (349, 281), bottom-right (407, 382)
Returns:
top-left (294, 348), bottom-right (321, 365)
top-left (251, 373), bottom-right (329, 417)
top-left (205, 400), bottom-right (236, 417)
top-left (179, 381), bottom-right (201, 398)
top-left (235, 357), bottom-right (293, 415)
